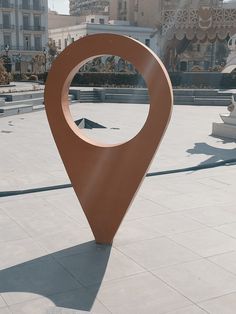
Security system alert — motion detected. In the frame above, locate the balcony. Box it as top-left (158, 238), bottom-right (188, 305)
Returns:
top-left (0, 2), bottom-right (14, 9)
top-left (0, 24), bottom-right (15, 30)
top-left (0, 45), bottom-right (45, 53)
top-left (21, 25), bottom-right (45, 32)
top-left (33, 5), bottom-right (45, 11)
top-left (19, 4), bottom-right (45, 11)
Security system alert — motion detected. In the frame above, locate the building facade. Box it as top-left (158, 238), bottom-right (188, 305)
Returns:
top-left (69, 0), bottom-right (109, 16)
top-left (0, 0), bottom-right (48, 73)
top-left (160, 0), bottom-right (236, 71)
top-left (109, 0), bottom-right (161, 28)
top-left (48, 10), bottom-right (84, 29)
top-left (49, 19), bottom-right (159, 56)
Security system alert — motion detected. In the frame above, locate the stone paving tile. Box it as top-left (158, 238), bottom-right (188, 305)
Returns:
top-left (0, 308), bottom-right (11, 314)
top-left (0, 296), bottom-right (6, 308)
top-left (39, 191), bottom-right (89, 227)
top-left (156, 189), bottom-right (227, 212)
top-left (215, 222), bottom-right (236, 238)
top-left (153, 259), bottom-right (236, 303)
top-left (125, 196), bottom-right (172, 221)
top-left (47, 287), bottom-right (111, 313)
top-left (182, 203), bottom-right (236, 227)
top-left (0, 210), bottom-right (12, 225)
top-left (199, 292), bottom-right (236, 314)
top-left (0, 197), bottom-right (84, 238)
top-left (0, 209), bottom-right (29, 243)
top-left (9, 297), bottom-right (54, 314)
top-left (208, 251), bottom-right (236, 275)
top-left (0, 256), bottom-right (81, 306)
top-left (34, 227), bottom-right (94, 256)
top-left (197, 177), bottom-right (232, 189)
top-left (58, 246), bottom-right (144, 287)
top-left (136, 212), bottom-right (205, 235)
top-left (168, 228), bottom-right (236, 257)
top-left (9, 288), bottom-right (111, 314)
top-left (166, 305), bottom-right (208, 314)
top-left (0, 222), bottom-right (29, 243)
top-left (117, 237), bottom-right (199, 270)
top-left (113, 218), bottom-right (161, 246)
top-left (0, 238), bottom-right (47, 270)
top-left (90, 272), bottom-right (192, 314)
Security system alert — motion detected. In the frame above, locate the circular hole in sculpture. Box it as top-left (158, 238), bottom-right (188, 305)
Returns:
top-left (68, 55), bottom-right (150, 145)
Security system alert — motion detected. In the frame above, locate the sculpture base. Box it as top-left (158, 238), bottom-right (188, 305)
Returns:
top-left (212, 122), bottom-right (236, 140)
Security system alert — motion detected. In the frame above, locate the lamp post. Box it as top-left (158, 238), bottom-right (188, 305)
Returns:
top-left (17, 53), bottom-right (22, 76)
top-left (4, 44), bottom-right (11, 73)
top-left (4, 44), bottom-right (9, 57)
top-left (43, 47), bottom-right (47, 73)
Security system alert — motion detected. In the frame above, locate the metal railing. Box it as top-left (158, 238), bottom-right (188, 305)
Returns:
top-left (20, 25), bottom-right (46, 31)
top-left (0, 24), bottom-right (15, 30)
top-left (1, 45), bottom-right (43, 52)
top-left (0, 2), bottom-right (14, 9)
top-left (19, 4), bottom-right (45, 11)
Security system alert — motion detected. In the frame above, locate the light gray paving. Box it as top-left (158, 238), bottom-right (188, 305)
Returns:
top-left (199, 292), bottom-right (236, 314)
top-left (0, 308), bottom-right (11, 314)
top-left (0, 296), bottom-right (6, 308)
top-left (166, 305), bottom-right (208, 314)
top-left (90, 272), bottom-right (192, 314)
top-left (153, 259), bottom-right (236, 303)
top-left (1, 102), bottom-right (236, 312)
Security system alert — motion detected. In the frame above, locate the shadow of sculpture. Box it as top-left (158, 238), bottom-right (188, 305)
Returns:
top-left (187, 142), bottom-right (236, 166)
top-left (0, 241), bottom-right (111, 311)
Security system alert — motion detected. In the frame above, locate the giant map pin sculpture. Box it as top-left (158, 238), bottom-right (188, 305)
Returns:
top-left (44, 34), bottom-right (173, 244)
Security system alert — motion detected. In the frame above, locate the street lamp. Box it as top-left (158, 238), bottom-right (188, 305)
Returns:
top-left (3, 44), bottom-right (11, 73)
top-left (4, 44), bottom-right (9, 57)
top-left (17, 53), bottom-right (22, 76)
top-left (43, 47), bottom-right (47, 72)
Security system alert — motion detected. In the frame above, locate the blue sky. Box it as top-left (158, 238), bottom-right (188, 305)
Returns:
top-left (48, 0), bottom-right (69, 15)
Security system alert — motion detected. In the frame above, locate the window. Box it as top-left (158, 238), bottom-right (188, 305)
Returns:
top-left (34, 36), bottom-right (42, 50)
top-left (34, 15), bottom-right (41, 30)
top-left (91, 18), bottom-right (95, 23)
top-left (3, 13), bottom-right (11, 29)
top-left (2, 0), bottom-right (10, 8)
top-left (23, 14), bottom-right (30, 30)
top-left (64, 38), bottom-right (67, 47)
top-left (24, 35), bottom-right (30, 50)
top-left (22, 0), bottom-right (30, 10)
top-left (99, 18), bottom-right (105, 24)
top-left (3, 34), bottom-right (11, 48)
top-left (58, 39), bottom-right (61, 49)
top-left (145, 38), bottom-right (150, 47)
top-left (33, 0), bottom-right (40, 10)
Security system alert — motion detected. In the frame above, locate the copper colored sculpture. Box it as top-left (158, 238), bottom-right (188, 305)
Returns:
top-left (44, 34), bottom-right (173, 244)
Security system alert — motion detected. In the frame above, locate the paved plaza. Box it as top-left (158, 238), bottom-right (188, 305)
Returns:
top-left (1, 101), bottom-right (236, 313)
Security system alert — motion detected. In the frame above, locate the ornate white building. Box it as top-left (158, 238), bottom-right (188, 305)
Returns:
top-left (0, 0), bottom-right (48, 73)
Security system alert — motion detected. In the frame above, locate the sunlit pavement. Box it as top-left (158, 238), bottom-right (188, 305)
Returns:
top-left (1, 103), bottom-right (236, 313)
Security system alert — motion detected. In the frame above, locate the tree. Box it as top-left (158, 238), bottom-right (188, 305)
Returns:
top-left (0, 59), bottom-right (11, 85)
top-left (47, 39), bottom-right (59, 66)
top-left (32, 54), bottom-right (45, 73)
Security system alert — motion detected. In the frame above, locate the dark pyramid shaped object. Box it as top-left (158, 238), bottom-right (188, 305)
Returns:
top-left (74, 118), bottom-right (106, 129)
